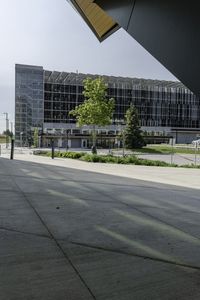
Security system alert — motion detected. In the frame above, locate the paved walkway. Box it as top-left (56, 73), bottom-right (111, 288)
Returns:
top-left (3, 151), bottom-right (200, 189)
top-left (0, 154), bottom-right (200, 299)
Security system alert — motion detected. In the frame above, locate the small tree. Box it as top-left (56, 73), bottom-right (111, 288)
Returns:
top-left (33, 128), bottom-right (39, 148)
top-left (124, 104), bottom-right (145, 149)
top-left (3, 129), bottom-right (13, 138)
top-left (70, 77), bottom-right (115, 153)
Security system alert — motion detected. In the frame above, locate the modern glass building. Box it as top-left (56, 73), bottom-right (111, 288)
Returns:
top-left (15, 64), bottom-right (44, 145)
top-left (15, 64), bottom-right (200, 146)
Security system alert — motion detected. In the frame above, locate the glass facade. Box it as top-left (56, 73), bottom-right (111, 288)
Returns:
top-left (43, 71), bottom-right (200, 129)
top-left (111, 86), bottom-right (200, 128)
top-left (15, 64), bottom-right (44, 145)
top-left (44, 83), bottom-right (83, 124)
top-left (15, 64), bottom-right (200, 145)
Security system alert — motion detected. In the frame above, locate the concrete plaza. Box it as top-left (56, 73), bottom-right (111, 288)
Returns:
top-left (0, 153), bottom-right (200, 299)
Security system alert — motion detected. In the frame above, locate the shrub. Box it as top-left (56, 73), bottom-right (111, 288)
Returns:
top-left (58, 151), bottom-right (85, 159)
top-left (34, 150), bottom-right (200, 169)
top-left (81, 154), bottom-right (102, 162)
top-left (33, 150), bottom-right (49, 156)
top-left (180, 164), bottom-right (200, 169)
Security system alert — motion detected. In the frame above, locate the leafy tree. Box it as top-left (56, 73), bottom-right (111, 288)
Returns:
top-left (3, 129), bottom-right (13, 138)
top-left (124, 104), bottom-right (145, 149)
top-left (33, 128), bottom-right (39, 148)
top-left (70, 77), bottom-right (115, 153)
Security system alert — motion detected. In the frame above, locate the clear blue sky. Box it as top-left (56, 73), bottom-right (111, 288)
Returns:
top-left (0, 0), bottom-right (177, 133)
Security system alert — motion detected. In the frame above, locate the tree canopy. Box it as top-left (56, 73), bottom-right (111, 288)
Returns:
top-left (124, 104), bottom-right (145, 149)
top-left (3, 129), bottom-right (13, 138)
top-left (69, 77), bottom-right (115, 127)
top-left (33, 128), bottom-right (39, 148)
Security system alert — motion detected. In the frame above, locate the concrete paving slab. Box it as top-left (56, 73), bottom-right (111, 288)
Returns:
top-left (0, 157), bottom-right (200, 299)
top-left (0, 230), bottom-right (94, 300)
top-left (2, 152), bottom-right (200, 189)
top-left (138, 207), bottom-right (200, 237)
top-left (61, 243), bottom-right (200, 300)
top-left (10, 160), bottom-right (199, 268)
top-left (26, 191), bottom-right (200, 268)
top-left (0, 175), bottom-right (19, 191)
top-left (0, 190), bottom-right (50, 237)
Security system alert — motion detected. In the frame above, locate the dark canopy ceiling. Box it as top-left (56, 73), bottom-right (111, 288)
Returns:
top-left (68, 0), bottom-right (200, 97)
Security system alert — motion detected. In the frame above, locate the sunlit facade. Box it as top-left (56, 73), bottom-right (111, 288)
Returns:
top-left (15, 64), bottom-right (200, 146)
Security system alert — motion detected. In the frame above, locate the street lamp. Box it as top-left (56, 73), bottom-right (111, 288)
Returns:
top-left (10, 122), bottom-right (14, 136)
top-left (117, 119), bottom-right (125, 157)
top-left (66, 129), bottom-right (69, 151)
top-left (20, 132), bottom-right (23, 149)
top-left (3, 112), bottom-right (9, 148)
top-left (192, 139), bottom-right (200, 166)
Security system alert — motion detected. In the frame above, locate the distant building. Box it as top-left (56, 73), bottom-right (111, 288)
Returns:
top-left (15, 64), bottom-right (200, 147)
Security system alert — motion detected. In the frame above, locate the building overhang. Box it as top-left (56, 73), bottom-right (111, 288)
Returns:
top-left (67, 0), bottom-right (120, 41)
top-left (67, 0), bottom-right (200, 98)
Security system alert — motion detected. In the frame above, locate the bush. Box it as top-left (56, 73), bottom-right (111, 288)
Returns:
top-left (137, 158), bottom-right (178, 167)
top-left (34, 150), bottom-right (200, 168)
top-left (58, 151), bottom-right (85, 159)
top-left (81, 154), bottom-right (143, 164)
top-left (37, 151), bottom-right (86, 159)
top-left (33, 150), bottom-right (49, 156)
top-left (81, 154), bottom-right (105, 162)
top-left (180, 164), bottom-right (200, 169)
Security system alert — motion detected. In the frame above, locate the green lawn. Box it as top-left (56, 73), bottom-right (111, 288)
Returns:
top-left (0, 136), bottom-right (6, 144)
top-left (133, 145), bottom-right (200, 155)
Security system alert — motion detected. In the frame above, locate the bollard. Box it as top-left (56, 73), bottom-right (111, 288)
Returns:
top-left (51, 139), bottom-right (54, 159)
top-left (194, 143), bottom-right (197, 166)
top-left (10, 139), bottom-right (14, 160)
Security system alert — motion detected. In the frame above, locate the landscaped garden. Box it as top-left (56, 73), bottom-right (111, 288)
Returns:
top-left (34, 150), bottom-right (200, 169)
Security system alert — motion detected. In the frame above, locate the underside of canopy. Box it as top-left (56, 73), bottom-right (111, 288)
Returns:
top-left (68, 0), bottom-right (200, 97)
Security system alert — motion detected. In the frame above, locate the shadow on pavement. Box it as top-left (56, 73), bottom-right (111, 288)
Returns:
top-left (0, 157), bottom-right (200, 300)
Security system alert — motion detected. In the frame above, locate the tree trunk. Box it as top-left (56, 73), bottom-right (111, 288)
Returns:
top-left (92, 125), bottom-right (97, 154)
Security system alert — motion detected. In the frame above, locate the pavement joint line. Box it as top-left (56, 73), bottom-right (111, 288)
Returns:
top-left (0, 172), bottom-right (173, 189)
top-left (122, 201), bottom-right (200, 241)
top-left (121, 200), bottom-right (200, 242)
top-left (1, 188), bottom-right (199, 213)
top-left (76, 186), bottom-right (200, 210)
top-left (0, 172), bottom-right (169, 189)
top-left (0, 189), bottom-right (20, 193)
top-left (4, 187), bottom-right (199, 215)
top-left (24, 192), bottom-right (116, 204)
top-left (123, 201), bottom-right (200, 215)
top-left (70, 241), bottom-right (200, 272)
top-left (5, 172), bottom-right (97, 300)
top-left (0, 226), bottom-right (52, 240)
top-left (87, 183), bottom-right (200, 245)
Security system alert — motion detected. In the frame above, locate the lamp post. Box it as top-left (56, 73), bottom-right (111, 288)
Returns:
top-left (66, 129), bottom-right (69, 151)
top-left (170, 138), bottom-right (175, 165)
top-left (117, 120), bottom-right (125, 157)
top-left (192, 139), bottom-right (200, 166)
top-left (122, 129), bottom-right (125, 157)
top-left (20, 132), bottom-right (23, 150)
top-left (10, 122), bottom-right (13, 135)
top-left (3, 112), bottom-right (9, 148)
top-left (51, 138), bottom-right (55, 159)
